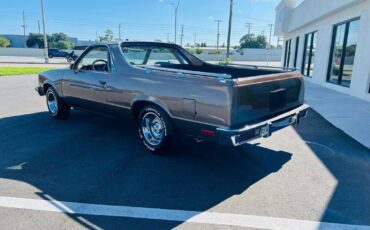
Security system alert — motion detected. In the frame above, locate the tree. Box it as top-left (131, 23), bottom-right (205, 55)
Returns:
top-left (99, 29), bottom-right (114, 42)
top-left (27, 32), bottom-right (73, 49)
top-left (51, 33), bottom-right (68, 43)
top-left (239, 33), bottom-right (267, 49)
top-left (52, 40), bottom-right (73, 49)
top-left (256, 35), bottom-right (267, 49)
top-left (26, 33), bottom-right (50, 48)
top-left (0, 36), bottom-right (11, 47)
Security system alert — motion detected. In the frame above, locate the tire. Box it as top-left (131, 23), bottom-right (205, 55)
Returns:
top-left (66, 57), bottom-right (73, 63)
top-left (48, 55), bottom-right (53, 58)
top-left (45, 87), bottom-right (70, 119)
top-left (137, 105), bottom-right (174, 154)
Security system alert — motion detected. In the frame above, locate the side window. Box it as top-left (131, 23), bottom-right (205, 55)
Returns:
top-left (147, 48), bottom-right (188, 65)
top-left (121, 47), bottom-right (147, 65)
top-left (78, 46), bottom-right (109, 72)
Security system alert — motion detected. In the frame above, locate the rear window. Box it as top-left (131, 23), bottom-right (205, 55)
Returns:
top-left (121, 46), bottom-right (189, 66)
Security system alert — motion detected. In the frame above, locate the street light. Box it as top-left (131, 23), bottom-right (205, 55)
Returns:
top-left (169, 0), bottom-right (180, 44)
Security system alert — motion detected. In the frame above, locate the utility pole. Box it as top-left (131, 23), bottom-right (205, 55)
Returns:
top-left (41, 0), bottom-right (49, 63)
top-left (180, 24), bottom-right (184, 46)
top-left (277, 36), bottom-right (280, 47)
top-left (170, 0), bottom-right (181, 44)
top-left (266, 24), bottom-right (274, 67)
top-left (21, 11), bottom-right (27, 48)
top-left (38, 20), bottom-right (41, 33)
top-left (214, 19), bottom-right (222, 50)
top-left (245, 22), bottom-right (252, 35)
top-left (267, 24), bottom-right (274, 49)
top-left (166, 33), bottom-right (170, 43)
top-left (118, 24), bottom-right (121, 42)
top-left (193, 32), bottom-right (197, 46)
top-left (226, 0), bottom-right (233, 60)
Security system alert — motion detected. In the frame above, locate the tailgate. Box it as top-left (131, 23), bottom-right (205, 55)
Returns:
top-left (234, 71), bottom-right (304, 125)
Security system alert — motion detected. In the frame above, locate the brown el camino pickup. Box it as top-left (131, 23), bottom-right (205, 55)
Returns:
top-left (36, 42), bottom-right (309, 153)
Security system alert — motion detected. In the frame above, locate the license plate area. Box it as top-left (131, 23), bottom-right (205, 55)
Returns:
top-left (235, 124), bottom-right (270, 144)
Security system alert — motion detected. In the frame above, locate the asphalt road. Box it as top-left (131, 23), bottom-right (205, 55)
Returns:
top-left (0, 75), bottom-right (369, 230)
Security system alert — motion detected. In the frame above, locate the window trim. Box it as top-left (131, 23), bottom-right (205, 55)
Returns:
top-left (121, 45), bottom-right (191, 67)
top-left (301, 31), bottom-right (317, 77)
top-left (284, 39), bottom-right (292, 68)
top-left (293, 36), bottom-right (299, 68)
top-left (326, 17), bottom-right (360, 87)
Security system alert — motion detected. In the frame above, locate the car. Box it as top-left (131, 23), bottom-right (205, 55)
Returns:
top-left (48, 48), bottom-right (69, 58)
top-left (36, 42), bottom-right (309, 153)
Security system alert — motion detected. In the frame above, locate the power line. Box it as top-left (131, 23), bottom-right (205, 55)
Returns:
top-left (245, 22), bottom-right (252, 35)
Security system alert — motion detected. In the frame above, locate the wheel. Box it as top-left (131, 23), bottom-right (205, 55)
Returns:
top-left (48, 55), bottom-right (53, 58)
top-left (45, 87), bottom-right (70, 119)
top-left (66, 56), bottom-right (73, 63)
top-left (137, 105), bottom-right (174, 154)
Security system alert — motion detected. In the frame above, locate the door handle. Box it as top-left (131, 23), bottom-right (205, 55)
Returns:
top-left (99, 80), bottom-right (107, 86)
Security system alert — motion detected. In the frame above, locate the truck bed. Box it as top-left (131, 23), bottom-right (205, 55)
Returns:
top-left (151, 62), bottom-right (284, 79)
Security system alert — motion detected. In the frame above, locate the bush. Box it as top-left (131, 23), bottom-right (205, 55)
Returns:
top-left (195, 48), bottom-right (203, 55)
top-left (208, 50), bottom-right (222, 55)
top-left (0, 36), bottom-right (11, 47)
top-left (50, 40), bottom-right (73, 50)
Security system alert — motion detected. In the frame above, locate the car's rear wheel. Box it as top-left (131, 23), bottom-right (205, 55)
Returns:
top-left (45, 87), bottom-right (70, 119)
top-left (137, 105), bottom-right (174, 154)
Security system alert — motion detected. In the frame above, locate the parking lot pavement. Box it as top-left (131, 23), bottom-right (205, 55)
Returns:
top-left (0, 75), bottom-right (369, 229)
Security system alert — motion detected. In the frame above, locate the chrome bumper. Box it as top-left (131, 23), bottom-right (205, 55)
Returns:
top-left (217, 104), bottom-right (310, 146)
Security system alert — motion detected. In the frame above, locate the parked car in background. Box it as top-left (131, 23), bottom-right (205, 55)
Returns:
top-left (36, 42), bottom-right (309, 154)
top-left (48, 48), bottom-right (78, 62)
top-left (48, 48), bottom-right (69, 58)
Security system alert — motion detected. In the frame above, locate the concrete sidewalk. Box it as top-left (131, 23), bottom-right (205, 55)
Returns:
top-left (304, 80), bottom-right (370, 148)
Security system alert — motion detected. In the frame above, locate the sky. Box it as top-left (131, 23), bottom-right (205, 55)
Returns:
top-left (0, 0), bottom-right (291, 47)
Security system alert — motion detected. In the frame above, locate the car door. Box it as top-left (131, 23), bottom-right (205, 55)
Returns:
top-left (62, 45), bottom-right (111, 113)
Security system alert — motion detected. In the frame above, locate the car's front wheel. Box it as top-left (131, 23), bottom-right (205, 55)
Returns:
top-left (45, 87), bottom-right (70, 119)
top-left (137, 105), bottom-right (174, 154)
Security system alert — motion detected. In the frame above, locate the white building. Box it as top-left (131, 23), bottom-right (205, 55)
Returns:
top-left (275, 0), bottom-right (370, 101)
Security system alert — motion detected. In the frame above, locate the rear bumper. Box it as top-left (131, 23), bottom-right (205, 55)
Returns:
top-left (216, 104), bottom-right (310, 146)
top-left (35, 86), bottom-right (45, 96)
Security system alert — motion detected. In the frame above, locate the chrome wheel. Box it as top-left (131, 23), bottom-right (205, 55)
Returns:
top-left (141, 112), bottom-right (164, 146)
top-left (47, 90), bottom-right (58, 115)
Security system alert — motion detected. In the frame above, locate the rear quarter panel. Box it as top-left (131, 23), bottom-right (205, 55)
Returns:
top-left (106, 67), bottom-right (234, 128)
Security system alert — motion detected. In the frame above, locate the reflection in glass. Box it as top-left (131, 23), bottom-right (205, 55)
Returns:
top-left (327, 18), bottom-right (360, 87)
top-left (342, 20), bottom-right (359, 87)
top-left (329, 24), bottom-right (345, 84)
top-left (302, 32), bottom-right (316, 77)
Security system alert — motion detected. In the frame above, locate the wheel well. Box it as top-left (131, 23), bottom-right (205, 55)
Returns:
top-left (131, 101), bottom-right (169, 120)
top-left (43, 83), bottom-right (52, 92)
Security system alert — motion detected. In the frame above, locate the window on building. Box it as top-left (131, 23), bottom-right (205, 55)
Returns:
top-left (283, 39), bottom-right (292, 67)
top-left (327, 18), bottom-right (360, 87)
top-left (293, 37), bottom-right (299, 68)
top-left (301, 31), bottom-right (317, 77)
